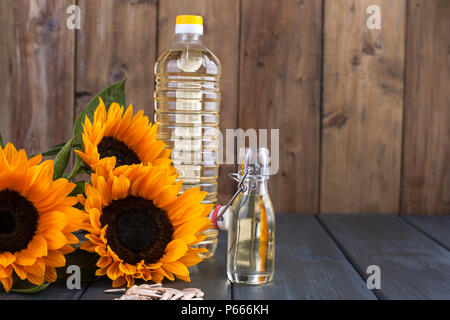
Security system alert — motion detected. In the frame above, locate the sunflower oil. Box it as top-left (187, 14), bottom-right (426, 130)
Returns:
top-left (227, 148), bottom-right (275, 285)
top-left (154, 15), bottom-right (221, 258)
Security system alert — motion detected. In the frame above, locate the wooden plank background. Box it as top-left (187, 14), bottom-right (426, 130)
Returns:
top-left (0, 0), bottom-right (448, 214)
top-left (321, 0), bottom-right (405, 214)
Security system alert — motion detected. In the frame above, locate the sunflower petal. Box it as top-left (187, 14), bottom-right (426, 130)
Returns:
top-left (0, 252), bottom-right (16, 267)
top-left (44, 250), bottom-right (66, 267)
top-left (26, 272), bottom-right (44, 286)
top-left (11, 263), bottom-right (27, 280)
top-left (161, 239), bottom-right (188, 263)
top-left (0, 265), bottom-right (12, 278)
top-left (0, 276), bottom-right (13, 292)
top-left (112, 275), bottom-right (126, 288)
top-left (97, 256), bottom-right (112, 268)
top-left (26, 234), bottom-right (48, 258)
top-left (163, 261), bottom-right (189, 277)
top-left (106, 262), bottom-right (122, 280)
top-left (111, 175), bottom-right (130, 200)
top-left (44, 266), bottom-right (57, 283)
top-left (14, 250), bottom-right (37, 266)
top-left (42, 229), bottom-right (67, 250)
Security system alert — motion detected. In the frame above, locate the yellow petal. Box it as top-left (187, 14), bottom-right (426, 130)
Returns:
top-left (44, 250), bottom-right (66, 267)
top-left (12, 263), bottom-right (27, 280)
top-left (42, 229), bottom-right (67, 250)
top-left (112, 175), bottom-right (130, 200)
top-left (95, 267), bottom-right (107, 277)
top-left (163, 261), bottom-right (189, 277)
top-left (106, 262), bottom-right (122, 280)
top-left (26, 234), bottom-right (48, 258)
top-left (97, 256), bottom-right (112, 268)
top-left (44, 266), bottom-right (57, 283)
top-left (112, 275), bottom-right (126, 288)
top-left (26, 272), bottom-right (44, 286)
top-left (161, 239), bottom-right (188, 263)
top-left (0, 276), bottom-right (13, 292)
top-left (38, 211), bottom-right (68, 232)
top-left (178, 251), bottom-right (202, 267)
top-left (150, 268), bottom-right (165, 283)
top-left (14, 250), bottom-right (37, 266)
top-left (24, 259), bottom-right (45, 277)
top-left (0, 265), bottom-right (12, 278)
top-left (118, 262), bottom-right (136, 275)
top-left (0, 252), bottom-right (16, 267)
top-left (28, 154), bottom-right (42, 166)
top-left (176, 273), bottom-right (191, 282)
top-left (80, 240), bottom-right (97, 253)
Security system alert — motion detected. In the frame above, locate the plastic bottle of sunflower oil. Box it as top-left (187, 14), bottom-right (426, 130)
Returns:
top-left (154, 15), bottom-right (221, 259)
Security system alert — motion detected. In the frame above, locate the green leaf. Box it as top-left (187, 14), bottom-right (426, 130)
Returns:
top-left (69, 181), bottom-right (85, 197)
top-left (0, 133), bottom-right (4, 148)
top-left (70, 79), bottom-right (127, 180)
top-left (73, 79), bottom-right (127, 139)
top-left (56, 248), bottom-right (99, 282)
top-left (35, 142), bottom-right (81, 158)
top-left (10, 280), bottom-right (50, 294)
top-left (53, 136), bottom-right (75, 179)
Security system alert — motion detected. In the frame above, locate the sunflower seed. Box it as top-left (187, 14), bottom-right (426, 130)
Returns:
top-left (133, 288), bottom-right (163, 298)
top-left (181, 292), bottom-right (196, 300)
top-left (166, 288), bottom-right (183, 295)
top-left (171, 292), bottom-right (185, 300)
top-left (119, 294), bottom-right (140, 300)
top-left (160, 291), bottom-right (173, 300)
top-left (141, 283), bottom-right (162, 289)
top-left (104, 288), bottom-right (126, 293)
top-left (182, 288), bottom-right (201, 294)
top-left (109, 283), bottom-right (205, 300)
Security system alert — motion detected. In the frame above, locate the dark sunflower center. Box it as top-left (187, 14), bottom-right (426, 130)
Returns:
top-left (115, 210), bottom-right (156, 253)
top-left (97, 136), bottom-right (141, 167)
top-left (0, 210), bottom-right (15, 234)
top-left (101, 196), bottom-right (173, 265)
top-left (0, 190), bottom-right (39, 254)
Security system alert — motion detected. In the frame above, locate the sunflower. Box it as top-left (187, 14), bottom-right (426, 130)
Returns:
top-left (75, 98), bottom-right (171, 172)
top-left (0, 143), bottom-right (85, 292)
top-left (80, 163), bottom-right (213, 287)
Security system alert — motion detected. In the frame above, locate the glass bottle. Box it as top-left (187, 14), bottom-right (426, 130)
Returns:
top-left (227, 148), bottom-right (275, 285)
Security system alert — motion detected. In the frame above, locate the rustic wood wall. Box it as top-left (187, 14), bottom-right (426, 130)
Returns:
top-left (0, 0), bottom-right (448, 214)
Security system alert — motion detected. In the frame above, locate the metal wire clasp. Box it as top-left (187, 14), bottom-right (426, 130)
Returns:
top-left (216, 168), bottom-right (253, 222)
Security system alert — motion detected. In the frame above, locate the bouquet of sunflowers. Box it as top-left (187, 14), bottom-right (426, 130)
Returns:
top-left (0, 80), bottom-right (212, 293)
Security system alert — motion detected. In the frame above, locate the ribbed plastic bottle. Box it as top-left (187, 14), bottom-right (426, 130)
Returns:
top-left (154, 15), bottom-right (221, 258)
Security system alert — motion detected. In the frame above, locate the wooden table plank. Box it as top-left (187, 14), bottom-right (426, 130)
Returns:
top-left (232, 214), bottom-right (376, 300)
top-left (80, 232), bottom-right (230, 300)
top-left (0, 279), bottom-right (88, 300)
top-left (402, 215), bottom-right (450, 251)
top-left (318, 214), bottom-right (450, 299)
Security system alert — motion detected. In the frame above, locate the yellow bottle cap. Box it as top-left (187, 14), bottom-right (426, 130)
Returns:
top-left (175, 15), bottom-right (204, 35)
top-left (176, 15), bottom-right (203, 25)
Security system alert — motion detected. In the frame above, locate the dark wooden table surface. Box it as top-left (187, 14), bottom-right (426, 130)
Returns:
top-left (1, 214), bottom-right (449, 300)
